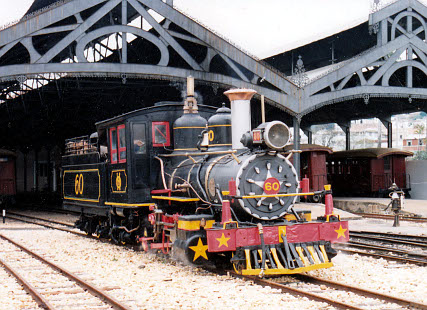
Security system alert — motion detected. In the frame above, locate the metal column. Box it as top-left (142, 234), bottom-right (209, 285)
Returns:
top-left (293, 117), bottom-right (301, 180)
top-left (338, 122), bottom-right (351, 151)
top-left (380, 117), bottom-right (392, 148)
top-left (302, 127), bottom-right (312, 144)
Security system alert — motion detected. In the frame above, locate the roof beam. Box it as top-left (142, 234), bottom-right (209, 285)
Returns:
top-left (0, 0), bottom-right (107, 48)
top-left (137, 0), bottom-right (296, 96)
top-left (0, 62), bottom-right (291, 110)
top-left (36, 0), bottom-right (122, 64)
top-left (128, 0), bottom-right (202, 70)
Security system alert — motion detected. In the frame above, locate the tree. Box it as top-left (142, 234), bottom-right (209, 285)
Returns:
top-left (414, 123), bottom-right (426, 152)
top-left (413, 150), bottom-right (427, 160)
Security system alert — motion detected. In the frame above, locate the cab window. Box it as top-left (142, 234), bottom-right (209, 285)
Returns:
top-left (133, 124), bottom-right (147, 155)
top-left (152, 122), bottom-right (170, 147)
top-left (132, 123), bottom-right (149, 188)
top-left (109, 128), bottom-right (117, 163)
top-left (118, 124), bottom-right (126, 163)
top-left (109, 124), bottom-right (126, 164)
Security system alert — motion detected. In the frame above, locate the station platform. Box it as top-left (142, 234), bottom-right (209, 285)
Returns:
top-left (295, 200), bottom-right (426, 236)
top-left (333, 197), bottom-right (427, 217)
top-left (294, 203), bottom-right (362, 221)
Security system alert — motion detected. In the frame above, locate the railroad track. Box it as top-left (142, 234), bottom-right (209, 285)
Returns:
top-left (0, 232), bottom-right (131, 310)
top-left (5, 211), bottom-right (427, 309)
top-left (5, 213), bottom-right (87, 238)
top-left (7, 211), bottom-right (76, 228)
top-left (4, 212), bottom-right (141, 252)
top-left (231, 272), bottom-right (427, 310)
top-left (331, 231), bottom-right (427, 266)
top-left (356, 213), bottom-right (427, 223)
top-left (350, 231), bottom-right (427, 248)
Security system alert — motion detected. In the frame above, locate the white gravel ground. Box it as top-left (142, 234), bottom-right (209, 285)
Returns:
top-left (0, 221), bottom-right (331, 310)
top-left (307, 251), bottom-right (427, 305)
top-left (1, 215), bottom-right (426, 309)
top-left (0, 266), bottom-right (41, 310)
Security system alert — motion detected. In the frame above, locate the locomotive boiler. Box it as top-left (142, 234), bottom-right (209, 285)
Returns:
top-left (62, 77), bottom-right (348, 277)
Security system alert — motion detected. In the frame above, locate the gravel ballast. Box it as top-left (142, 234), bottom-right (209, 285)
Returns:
top-left (1, 215), bottom-right (426, 309)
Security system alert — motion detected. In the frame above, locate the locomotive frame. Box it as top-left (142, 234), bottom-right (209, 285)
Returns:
top-left (62, 77), bottom-right (349, 277)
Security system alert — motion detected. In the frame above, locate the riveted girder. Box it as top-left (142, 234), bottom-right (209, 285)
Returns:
top-left (0, 0), bottom-right (298, 114)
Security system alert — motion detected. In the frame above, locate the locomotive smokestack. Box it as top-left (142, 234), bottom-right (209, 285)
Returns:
top-left (224, 88), bottom-right (257, 149)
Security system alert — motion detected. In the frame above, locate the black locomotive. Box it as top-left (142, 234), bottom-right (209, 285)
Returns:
top-left (63, 77), bottom-right (348, 276)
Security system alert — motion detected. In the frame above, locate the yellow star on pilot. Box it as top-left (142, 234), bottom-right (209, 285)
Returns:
top-left (335, 225), bottom-right (347, 239)
top-left (216, 233), bottom-right (230, 248)
top-left (189, 238), bottom-right (209, 261)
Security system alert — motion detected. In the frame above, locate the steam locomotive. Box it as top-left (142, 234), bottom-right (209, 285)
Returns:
top-left (62, 77), bottom-right (348, 276)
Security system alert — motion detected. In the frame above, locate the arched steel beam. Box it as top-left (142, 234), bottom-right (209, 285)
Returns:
top-left (0, 63), bottom-right (298, 113)
top-left (75, 25), bottom-right (169, 65)
top-left (137, 0), bottom-right (297, 96)
top-left (301, 85), bottom-right (427, 116)
top-left (390, 11), bottom-right (427, 40)
top-left (0, 0), bottom-right (107, 47)
top-left (382, 60), bottom-right (427, 86)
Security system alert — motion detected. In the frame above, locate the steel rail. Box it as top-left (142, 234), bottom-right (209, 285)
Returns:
top-left (6, 215), bottom-right (87, 237)
top-left (0, 233), bottom-right (132, 310)
top-left (5, 214), bottom-right (141, 252)
top-left (335, 246), bottom-right (427, 266)
top-left (344, 240), bottom-right (427, 260)
top-left (350, 233), bottom-right (427, 248)
top-left (7, 211), bottom-right (75, 227)
top-left (350, 231), bottom-right (427, 242)
top-left (0, 256), bottom-right (56, 310)
top-left (355, 213), bottom-right (427, 223)
top-left (294, 274), bottom-right (427, 310)
top-left (230, 272), bottom-right (364, 310)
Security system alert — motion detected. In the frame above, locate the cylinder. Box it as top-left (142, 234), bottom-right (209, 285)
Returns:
top-left (224, 89), bottom-right (257, 149)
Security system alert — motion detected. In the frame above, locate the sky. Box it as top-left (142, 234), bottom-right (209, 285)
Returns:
top-left (0, 0), bottom-right (425, 58)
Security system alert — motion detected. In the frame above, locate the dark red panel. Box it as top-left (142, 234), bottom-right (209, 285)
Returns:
top-left (207, 229), bottom-right (236, 252)
top-left (286, 223), bottom-right (321, 243)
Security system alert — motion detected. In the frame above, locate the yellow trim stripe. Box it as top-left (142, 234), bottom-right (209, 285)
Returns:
top-left (178, 220), bottom-right (214, 230)
top-left (208, 124), bottom-right (231, 127)
top-left (174, 148), bottom-right (199, 151)
top-left (64, 197), bottom-right (100, 203)
top-left (105, 202), bottom-right (155, 207)
top-left (240, 262), bottom-right (334, 276)
top-left (209, 144), bottom-right (232, 147)
top-left (63, 169), bottom-right (99, 172)
top-left (241, 192), bottom-right (315, 199)
top-left (173, 126), bottom-right (206, 129)
top-left (152, 196), bottom-right (200, 202)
